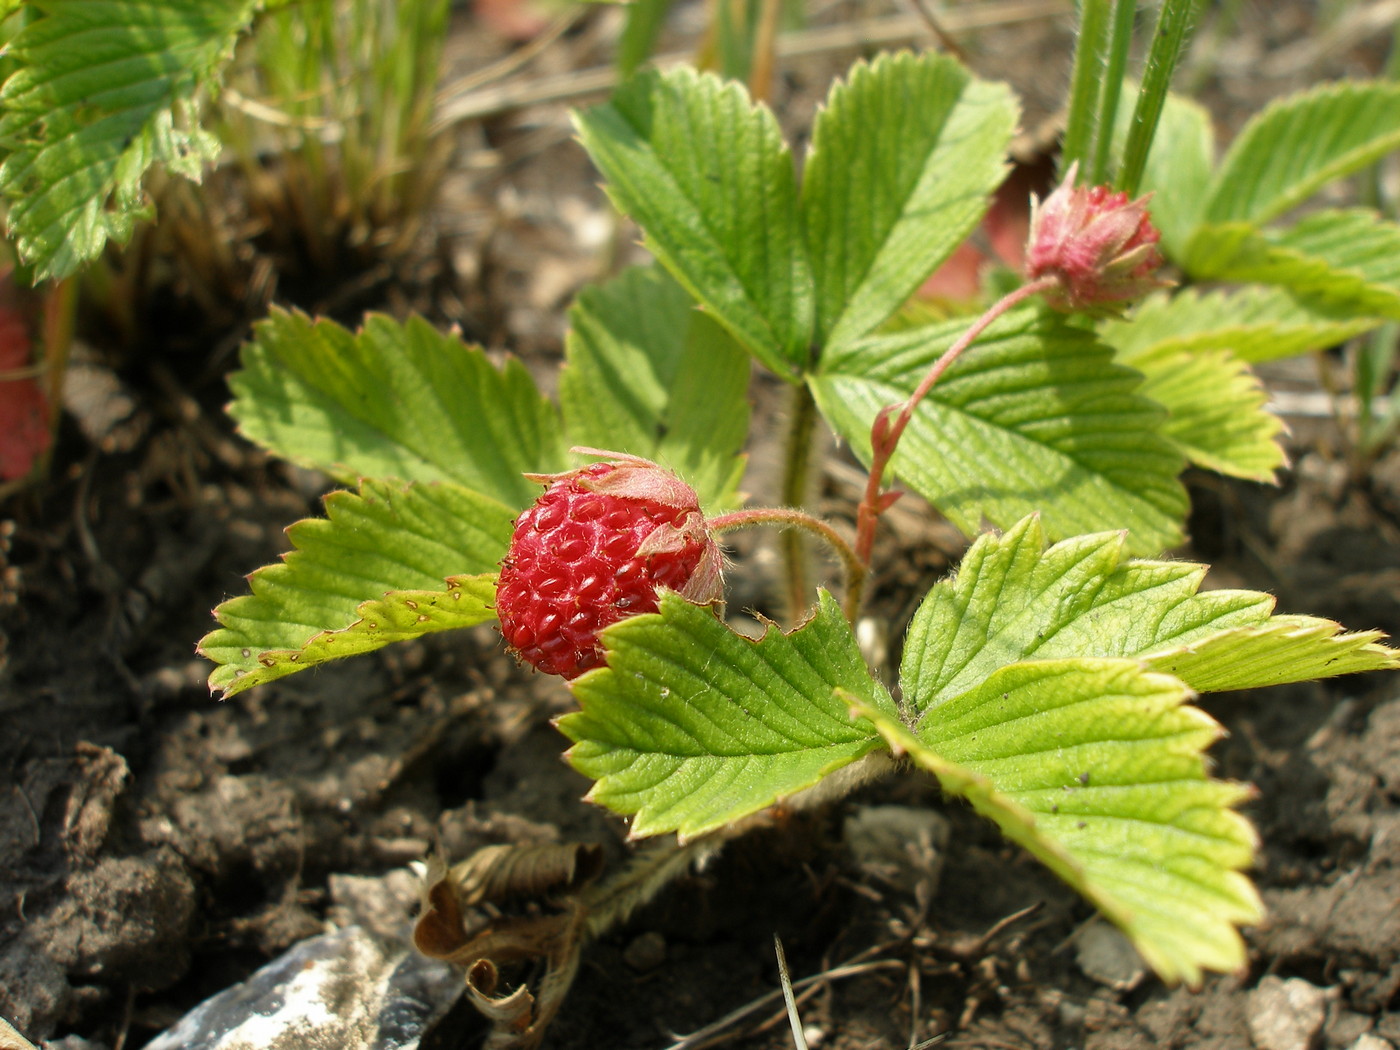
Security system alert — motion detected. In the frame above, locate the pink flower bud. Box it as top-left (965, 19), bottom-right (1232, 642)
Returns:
top-left (1024, 162), bottom-right (1170, 313)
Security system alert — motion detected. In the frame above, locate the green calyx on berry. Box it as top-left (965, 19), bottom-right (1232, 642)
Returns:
top-left (496, 449), bottom-right (724, 679)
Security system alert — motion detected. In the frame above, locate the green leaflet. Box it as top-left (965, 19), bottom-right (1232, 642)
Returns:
top-left (573, 66), bottom-right (813, 379)
top-left (1132, 348), bottom-right (1284, 481)
top-left (561, 265), bottom-right (750, 513)
top-left (200, 479), bottom-right (514, 696)
top-left (812, 307), bottom-right (1187, 554)
top-left (230, 308), bottom-right (567, 511)
top-left (801, 51), bottom-right (1017, 350)
top-left (1186, 209), bottom-right (1400, 321)
top-left (559, 591), bottom-right (897, 840)
top-left (1100, 286), bottom-right (1376, 366)
top-left (852, 658), bottom-right (1261, 987)
top-left (1202, 80), bottom-right (1400, 227)
top-left (899, 515), bottom-right (1398, 715)
top-left (0, 0), bottom-right (261, 279)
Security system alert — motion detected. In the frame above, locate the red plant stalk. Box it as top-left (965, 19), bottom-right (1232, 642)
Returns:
top-left (852, 275), bottom-right (1061, 576)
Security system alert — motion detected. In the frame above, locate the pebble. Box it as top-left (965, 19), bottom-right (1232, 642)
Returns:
top-left (1245, 976), bottom-right (1331, 1050)
top-left (1350, 1036), bottom-right (1395, 1050)
top-left (1074, 919), bottom-right (1145, 992)
top-left (142, 925), bottom-right (460, 1050)
top-left (623, 931), bottom-right (667, 972)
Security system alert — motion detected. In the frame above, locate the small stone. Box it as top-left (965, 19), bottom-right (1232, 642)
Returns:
top-left (1246, 976), bottom-right (1330, 1050)
top-left (1075, 920), bottom-right (1146, 992)
top-left (843, 805), bottom-right (949, 894)
top-left (623, 931), bottom-right (666, 972)
top-left (1350, 1036), bottom-right (1394, 1050)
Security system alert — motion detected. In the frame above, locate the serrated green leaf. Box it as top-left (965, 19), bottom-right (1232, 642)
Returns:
top-left (811, 307), bottom-right (1188, 554)
top-left (1202, 80), bottom-right (1400, 226)
top-left (1132, 348), bottom-right (1284, 481)
top-left (560, 265), bottom-right (750, 512)
top-left (230, 308), bottom-right (567, 510)
top-left (558, 590), bottom-right (897, 840)
top-left (0, 0), bottom-right (261, 280)
top-left (573, 66), bottom-right (813, 378)
top-left (1186, 210), bottom-right (1400, 320)
top-left (199, 479), bottom-right (515, 696)
top-left (899, 515), bottom-right (1399, 715)
top-left (800, 51), bottom-right (1017, 350)
top-left (850, 658), bottom-right (1262, 987)
top-left (1099, 286), bottom-right (1377, 366)
top-left (1145, 617), bottom-right (1400, 691)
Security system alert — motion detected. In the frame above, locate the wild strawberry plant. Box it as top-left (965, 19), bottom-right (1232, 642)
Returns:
top-left (4, 0), bottom-right (1400, 1030)
top-left (186, 42), bottom-right (1400, 999)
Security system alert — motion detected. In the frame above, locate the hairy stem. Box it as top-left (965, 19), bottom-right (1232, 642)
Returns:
top-left (779, 381), bottom-right (819, 621)
top-left (708, 506), bottom-right (866, 623)
top-left (853, 276), bottom-right (1060, 571)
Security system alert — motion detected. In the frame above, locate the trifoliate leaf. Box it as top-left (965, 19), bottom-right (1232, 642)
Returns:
top-left (850, 658), bottom-right (1262, 987)
top-left (230, 308), bottom-right (567, 510)
top-left (1186, 210), bottom-right (1400, 320)
top-left (200, 479), bottom-right (514, 696)
top-left (899, 515), bottom-right (1399, 715)
top-left (573, 66), bottom-right (813, 379)
top-left (1131, 348), bottom-right (1284, 481)
top-left (1202, 80), bottom-right (1400, 226)
top-left (801, 51), bottom-right (1017, 350)
top-left (1100, 286), bottom-right (1376, 366)
top-left (561, 265), bottom-right (750, 512)
top-left (811, 307), bottom-right (1187, 554)
top-left (558, 591), bottom-right (896, 840)
top-left (0, 0), bottom-right (262, 280)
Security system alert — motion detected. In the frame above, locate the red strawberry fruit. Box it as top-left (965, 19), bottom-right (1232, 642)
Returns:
top-left (496, 451), bottom-right (724, 679)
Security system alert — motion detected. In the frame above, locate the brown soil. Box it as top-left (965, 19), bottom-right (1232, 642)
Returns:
top-left (3, 3), bottom-right (1400, 1049)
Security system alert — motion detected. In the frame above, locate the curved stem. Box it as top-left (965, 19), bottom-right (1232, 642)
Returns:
top-left (708, 506), bottom-right (866, 624)
top-left (853, 276), bottom-right (1060, 569)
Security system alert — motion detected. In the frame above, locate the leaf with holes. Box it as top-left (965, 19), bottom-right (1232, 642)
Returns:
top-left (0, 0), bottom-right (262, 279)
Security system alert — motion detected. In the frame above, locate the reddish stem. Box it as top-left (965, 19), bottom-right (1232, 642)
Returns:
top-left (708, 506), bottom-right (866, 623)
top-left (853, 276), bottom-right (1060, 569)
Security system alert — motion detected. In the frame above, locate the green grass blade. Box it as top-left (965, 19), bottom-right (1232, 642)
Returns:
top-left (1060, 0), bottom-right (1110, 178)
top-left (1118, 0), bottom-right (1203, 197)
top-left (1089, 0), bottom-right (1138, 185)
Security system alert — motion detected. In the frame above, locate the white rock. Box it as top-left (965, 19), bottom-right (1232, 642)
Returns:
top-left (1246, 976), bottom-right (1330, 1050)
top-left (144, 926), bottom-right (459, 1050)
